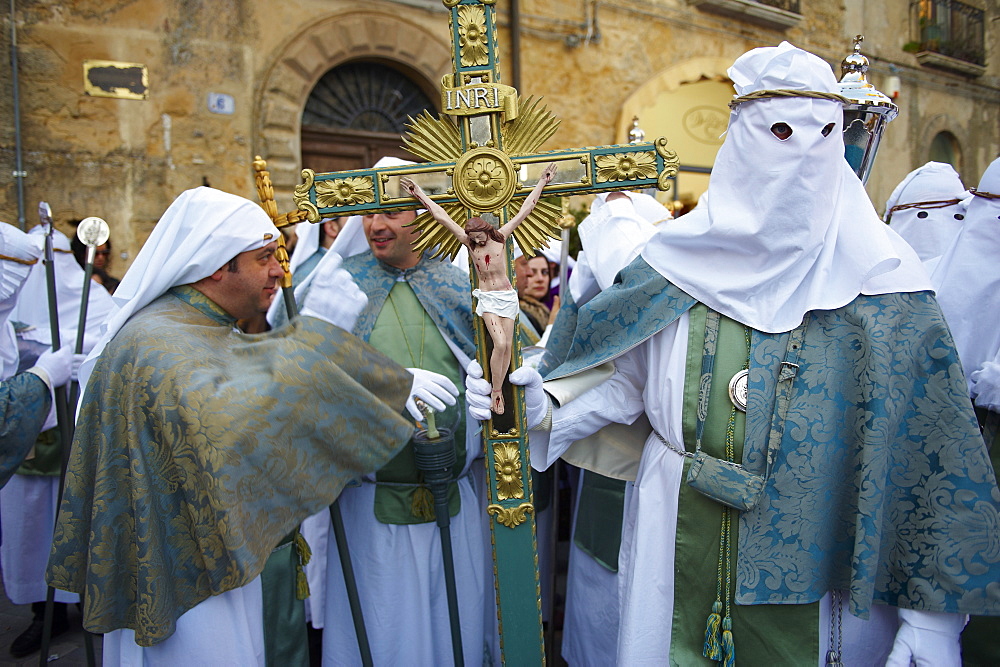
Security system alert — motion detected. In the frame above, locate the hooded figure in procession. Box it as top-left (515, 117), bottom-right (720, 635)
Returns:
top-left (469, 42), bottom-right (1000, 665)
top-left (0, 223), bottom-right (83, 488)
top-left (884, 160), bottom-right (969, 274)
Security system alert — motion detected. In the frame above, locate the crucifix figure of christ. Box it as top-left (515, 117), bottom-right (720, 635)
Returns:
top-left (288, 1), bottom-right (678, 662)
top-left (401, 163), bottom-right (557, 415)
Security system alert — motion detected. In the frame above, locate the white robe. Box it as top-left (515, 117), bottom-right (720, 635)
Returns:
top-left (103, 577), bottom-right (265, 666)
top-left (0, 475), bottom-right (78, 605)
top-left (533, 313), bottom-right (898, 664)
top-left (559, 470), bottom-right (626, 667)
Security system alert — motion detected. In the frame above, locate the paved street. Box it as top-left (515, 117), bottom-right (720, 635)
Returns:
top-left (0, 573), bottom-right (100, 667)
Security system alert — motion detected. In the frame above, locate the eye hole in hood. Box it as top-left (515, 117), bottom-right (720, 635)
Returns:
top-left (770, 122), bottom-right (793, 140)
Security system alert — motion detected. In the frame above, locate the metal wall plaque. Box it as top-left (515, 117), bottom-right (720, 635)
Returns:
top-left (84, 60), bottom-right (148, 100)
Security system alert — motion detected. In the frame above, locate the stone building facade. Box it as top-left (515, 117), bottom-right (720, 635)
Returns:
top-left (1, 0), bottom-right (997, 268)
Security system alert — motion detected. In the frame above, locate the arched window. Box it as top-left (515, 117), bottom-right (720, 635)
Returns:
top-left (928, 130), bottom-right (961, 170)
top-left (301, 61), bottom-right (436, 172)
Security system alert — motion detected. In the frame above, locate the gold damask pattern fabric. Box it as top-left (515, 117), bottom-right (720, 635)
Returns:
top-left (46, 287), bottom-right (414, 646)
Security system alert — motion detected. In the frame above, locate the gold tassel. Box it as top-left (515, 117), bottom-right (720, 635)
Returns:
top-left (294, 530), bottom-right (312, 600)
top-left (411, 486), bottom-right (435, 521)
top-left (294, 531), bottom-right (312, 566)
top-left (702, 600), bottom-right (723, 660)
top-left (296, 566), bottom-right (310, 601)
top-left (721, 617), bottom-right (735, 667)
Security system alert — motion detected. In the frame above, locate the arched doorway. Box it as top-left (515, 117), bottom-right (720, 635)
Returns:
top-left (928, 130), bottom-right (962, 172)
top-left (255, 10), bottom-right (452, 202)
top-left (301, 60), bottom-right (438, 173)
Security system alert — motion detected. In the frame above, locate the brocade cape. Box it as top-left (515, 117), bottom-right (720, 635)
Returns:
top-left (547, 257), bottom-right (1000, 618)
top-left (46, 287), bottom-right (415, 645)
top-left (0, 372), bottom-right (50, 488)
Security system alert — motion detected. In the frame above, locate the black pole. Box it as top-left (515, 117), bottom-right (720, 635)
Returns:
top-left (328, 502), bottom-right (374, 667)
top-left (39, 222), bottom-right (71, 667)
top-left (68, 246), bottom-right (95, 409)
top-left (412, 426), bottom-right (463, 666)
top-left (37, 215), bottom-right (96, 667)
top-left (282, 285), bottom-right (296, 321)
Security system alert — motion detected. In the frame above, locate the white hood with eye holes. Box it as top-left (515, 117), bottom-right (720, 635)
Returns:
top-left (884, 161), bottom-right (968, 272)
top-left (931, 156), bottom-right (1000, 386)
top-left (642, 42), bottom-right (930, 333)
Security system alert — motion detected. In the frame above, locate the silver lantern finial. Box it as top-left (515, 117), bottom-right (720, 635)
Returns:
top-left (628, 116), bottom-right (646, 145)
top-left (838, 35), bottom-right (898, 184)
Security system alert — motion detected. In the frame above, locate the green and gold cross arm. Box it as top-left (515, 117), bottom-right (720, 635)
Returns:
top-left (293, 136), bottom-right (677, 260)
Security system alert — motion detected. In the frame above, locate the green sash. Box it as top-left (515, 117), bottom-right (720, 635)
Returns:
top-left (669, 305), bottom-right (819, 665)
top-left (369, 282), bottom-right (465, 524)
top-left (17, 427), bottom-right (62, 476)
top-left (261, 532), bottom-right (309, 666)
top-left (572, 470), bottom-right (626, 572)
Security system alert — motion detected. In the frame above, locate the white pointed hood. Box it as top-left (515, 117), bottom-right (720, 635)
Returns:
top-left (931, 156), bottom-right (1000, 386)
top-left (641, 42), bottom-right (929, 333)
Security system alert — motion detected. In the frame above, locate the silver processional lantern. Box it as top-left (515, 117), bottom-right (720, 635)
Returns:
top-left (839, 35), bottom-right (899, 184)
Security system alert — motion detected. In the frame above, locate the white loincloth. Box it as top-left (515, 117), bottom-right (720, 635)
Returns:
top-left (472, 288), bottom-right (518, 319)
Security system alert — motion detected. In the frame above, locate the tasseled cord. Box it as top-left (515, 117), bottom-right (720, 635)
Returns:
top-left (294, 531), bottom-right (313, 600)
top-left (721, 616), bottom-right (736, 667)
top-left (703, 600), bottom-right (723, 660)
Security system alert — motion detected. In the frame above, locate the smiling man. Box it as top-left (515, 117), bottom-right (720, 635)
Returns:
top-left (284, 156), bottom-right (499, 666)
top-left (45, 187), bottom-right (456, 664)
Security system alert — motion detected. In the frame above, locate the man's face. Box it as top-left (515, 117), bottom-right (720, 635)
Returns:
top-left (468, 231), bottom-right (488, 247)
top-left (213, 241), bottom-right (282, 320)
top-left (363, 210), bottom-right (419, 269)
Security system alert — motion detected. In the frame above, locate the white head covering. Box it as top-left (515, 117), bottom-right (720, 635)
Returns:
top-left (930, 156), bottom-right (1000, 386)
top-left (641, 42), bottom-right (929, 333)
top-left (80, 187), bottom-right (280, 393)
top-left (884, 161), bottom-right (968, 271)
top-left (0, 223), bottom-right (44, 379)
top-left (11, 224), bottom-right (116, 351)
top-left (569, 192), bottom-right (671, 305)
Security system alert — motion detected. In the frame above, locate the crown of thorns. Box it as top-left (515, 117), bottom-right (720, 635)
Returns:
top-left (728, 89), bottom-right (852, 110)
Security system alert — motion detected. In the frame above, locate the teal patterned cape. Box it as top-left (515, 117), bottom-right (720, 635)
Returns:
top-left (46, 286), bottom-right (415, 646)
top-left (0, 372), bottom-right (50, 488)
top-left (546, 257), bottom-right (1000, 618)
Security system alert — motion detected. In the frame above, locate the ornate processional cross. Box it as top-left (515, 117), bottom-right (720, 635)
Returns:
top-left (287, 1), bottom-right (678, 662)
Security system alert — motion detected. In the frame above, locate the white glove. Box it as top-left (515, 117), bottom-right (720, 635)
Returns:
top-left (464, 360), bottom-right (551, 428)
top-left (300, 252), bottom-right (367, 331)
top-left (509, 365), bottom-right (551, 430)
top-left (885, 609), bottom-right (966, 667)
top-left (28, 346), bottom-right (77, 389)
top-left (970, 361), bottom-right (1000, 412)
top-left (465, 360), bottom-right (493, 422)
top-left (406, 368), bottom-right (458, 421)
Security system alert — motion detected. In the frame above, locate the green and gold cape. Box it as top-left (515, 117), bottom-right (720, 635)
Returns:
top-left (46, 286), bottom-right (415, 646)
